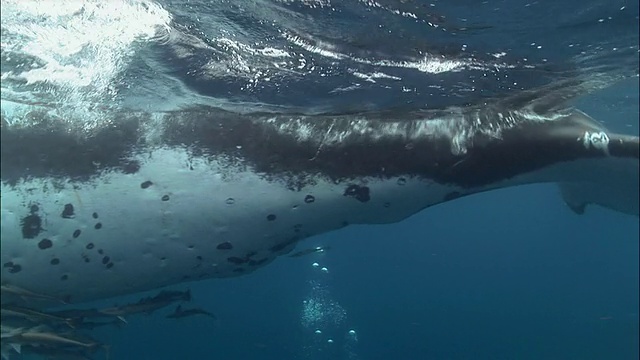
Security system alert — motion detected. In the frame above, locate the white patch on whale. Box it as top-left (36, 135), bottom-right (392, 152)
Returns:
top-left (581, 131), bottom-right (610, 154)
top-left (0, 147), bottom-right (461, 304)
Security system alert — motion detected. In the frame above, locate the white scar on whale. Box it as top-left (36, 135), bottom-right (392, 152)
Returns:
top-left (1, 95), bottom-right (638, 305)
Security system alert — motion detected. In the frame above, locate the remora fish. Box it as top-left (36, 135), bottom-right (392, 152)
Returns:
top-left (1, 88), bottom-right (638, 305)
top-left (98, 289), bottom-right (190, 316)
top-left (4, 330), bottom-right (101, 349)
top-left (1, 305), bottom-right (77, 328)
top-left (288, 246), bottom-right (331, 258)
top-left (1, 284), bottom-right (68, 304)
top-left (47, 308), bottom-right (121, 321)
top-left (166, 305), bottom-right (217, 320)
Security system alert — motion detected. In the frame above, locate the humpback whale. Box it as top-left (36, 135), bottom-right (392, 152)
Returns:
top-left (1, 94), bottom-right (638, 306)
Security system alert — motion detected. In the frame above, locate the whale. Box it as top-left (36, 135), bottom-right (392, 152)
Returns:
top-left (1, 91), bottom-right (638, 306)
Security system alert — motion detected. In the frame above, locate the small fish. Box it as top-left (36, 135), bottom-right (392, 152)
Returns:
top-left (288, 246), bottom-right (331, 258)
top-left (48, 308), bottom-right (129, 327)
top-left (1, 283), bottom-right (68, 304)
top-left (98, 302), bottom-right (167, 317)
top-left (166, 305), bottom-right (217, 320)
top-left (98, 289), bottom-right (190, 317)
top-left (148, 289), bottom-right (192, 303)
top-left (73, 319), bottom-right (124, 330)
top-left (1, 342), bottom-right (22, 358)
top-left (1, 305), bottom-right (78, 328)
top-left (47, 308), bottom-right (104, 319)
top-left (0, 325), bottom-right (26, 339)
top-left (7, 331), bottom-right (101, 349)
top-left (21, 337), bottom-right (109, 360)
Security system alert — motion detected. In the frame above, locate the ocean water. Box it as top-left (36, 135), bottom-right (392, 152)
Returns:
top-left (1, 0), bottom-right (638, 359)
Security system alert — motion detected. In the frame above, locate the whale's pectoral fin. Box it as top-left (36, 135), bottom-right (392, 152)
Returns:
top-left (558, 158), bottom-right (639, 218)
top-left (558, 130), bottom-right (639, 217)
top-left (559, 181), bottom-right (639, 217)
top-left (560, 184), bottom-right (588, 215)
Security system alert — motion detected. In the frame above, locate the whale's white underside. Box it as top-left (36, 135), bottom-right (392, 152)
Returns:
top-left (1, 147), bottom-right (457, 303)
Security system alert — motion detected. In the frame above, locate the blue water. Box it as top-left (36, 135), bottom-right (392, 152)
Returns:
top-left (1, 0), bottom-right (638, 359)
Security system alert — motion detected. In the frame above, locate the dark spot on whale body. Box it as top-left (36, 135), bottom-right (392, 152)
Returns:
top-left (38, 238), bottom-right (53, 250)
top-left (267, 214), bottom-right (277, 221)
top-left (216, 242), bottom-right (233, 250)
top-left (227, 256), bottom-right (247, 265)
top-left (304, 195), bottom-right (315, 203)
top-left (21, 214), bottom-right (43, 239)
top-left (343, 185), bottom-right (370, 202)
top-left (60, 274), bottom-right (68, 281)
top-left (106, 262), bottom-right (114, 269)
top-left (102, 256), bottom-right (110, 265)
top-left (3, 262), bottom-right (22, 273)
top-left (92, 212), bottom-right (99, 219)
top-left (61, 203), bottom-right (75, 218)
top-left (72, 229), bottom-right (81, 238)
top-left (161, 195), bottom-right (170, 201)
top-left (50, 258), bottom-right (60, 265)
top-left (140, 181), bottom-right (153, 189)
top-left (397, 177), bottom-right (407, 186)
top-left (443, 191), bottom-right (462, 201)
top-left (30, 204), bottom-right (39, 213)
top-left (94, 223), bottom-right (102, 230)
top-left (86, 243), bottom-right (95, 250)
top-left (383, 202), bottom-right (391, 208)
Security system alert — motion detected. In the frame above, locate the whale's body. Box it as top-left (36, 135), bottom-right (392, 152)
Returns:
top-left (1, 100), bottom-right (638, 305)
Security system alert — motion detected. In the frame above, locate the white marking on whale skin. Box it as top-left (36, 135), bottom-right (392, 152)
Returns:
top-left (0, 147), bottom-right (460, 304)
top-left (581, 131), bottom-right (610, 155)
top-left (268, 108), bottom-right (564, 158)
